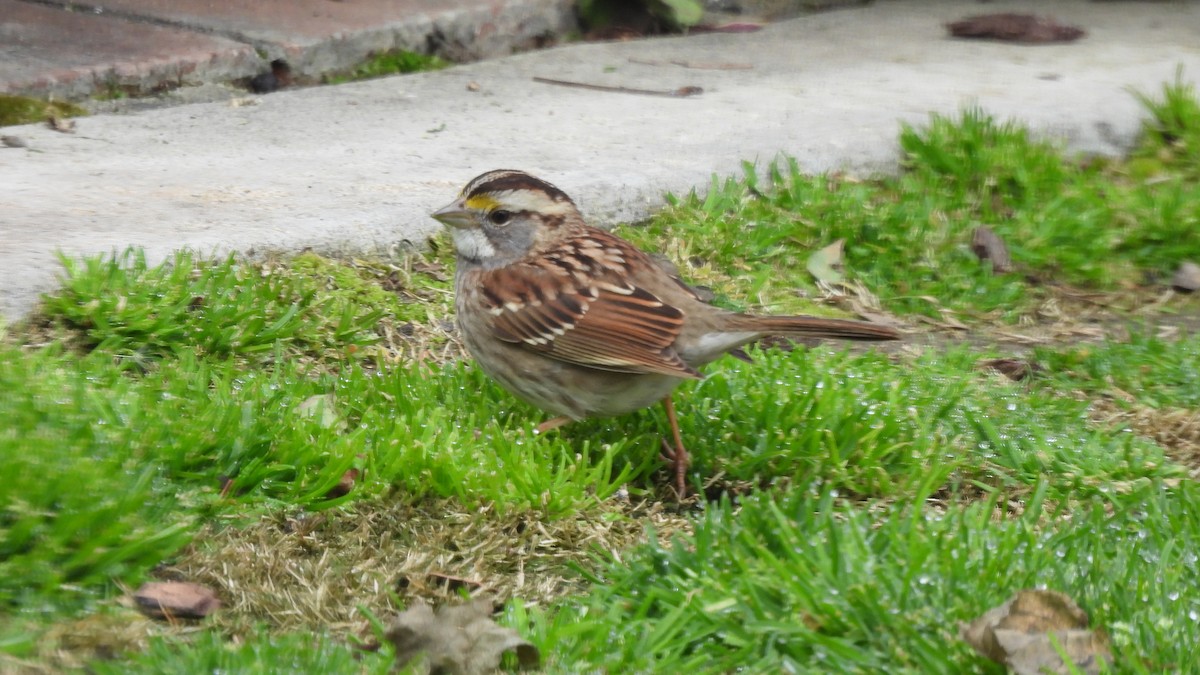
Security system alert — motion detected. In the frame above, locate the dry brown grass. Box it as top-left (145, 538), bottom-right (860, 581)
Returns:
top-left (165, 496), bottom-right (691, 635)
top-left (18, 496), bottom-right (692, 670)
top-left (1091, 399), bottom-right (1200, 479)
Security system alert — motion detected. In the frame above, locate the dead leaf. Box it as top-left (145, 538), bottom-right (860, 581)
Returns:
top-left (971, 227), bottom-right (1015, 274)
top-left (979, 358), bottom-right (1039, 381)
top-left (806, 239), bottom-right (845, 285)
top-left (133, 582), bottom-right (219, 620)
top-left (946, 14), bottom-right (1086, 44)
top-left (960, 589), bottom-right (1111, 675)
top-left (841, 284), bottom-right (902, 328)
top-left (413, 260), bottom-right (449, 282)
top-left (426, 572), bottom-right (485, 593)
top-left (1171, 261), bottom-right (1200, 293)
top-left (696, 22), bottom-right (763, 34)
top-left (297, 394), bottom-right (340, 429)
top-left (325, 468), bottom-right (359, 498)
top-left (386, 598), bottom-right (539, 674)
top-left (46, 116), bottom-right (76, 133)
top-left (850, 306), bottom-right (897, 326)
top-left (466, 81), bottom-right (481, 92)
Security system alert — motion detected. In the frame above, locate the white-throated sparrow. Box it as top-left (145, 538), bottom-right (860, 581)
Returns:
top-left (433, 170), bottom-right (900, 496)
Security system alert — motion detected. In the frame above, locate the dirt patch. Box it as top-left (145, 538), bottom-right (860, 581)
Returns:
top-left (1091, 400), bottom-right (1200, 478)
top-left (159, 497), bottom-right (691, 636)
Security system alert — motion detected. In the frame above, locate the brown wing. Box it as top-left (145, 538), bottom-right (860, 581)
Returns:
top-left (477, 232), bottom-right (701, 379)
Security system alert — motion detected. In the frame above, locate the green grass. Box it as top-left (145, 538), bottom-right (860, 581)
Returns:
top-left (1037, 329), bottom-right (1200, 409)
top-left (91, 630), bottom-right (394, 675)
top-left (0, 94), bottom-right (86, 127)
top-left (621, 93), bottom-right (1200, 322)
top-left (3, 77), bottom-right (1200, 673)
top-left (0, 344), bottom-right (193, 610)
top-left (323, 50), bottom-right (450, 85)
top-left (41, 250), bottom-right (387, 367)
top-left (1131, 67), bottom-right (1200, 181)
top-left (675, 346), bottom-right (1179, 499)
top-left (527, 480), bottom-right (1199, 673)
top-left (0, 318), bottom-right (643, 612)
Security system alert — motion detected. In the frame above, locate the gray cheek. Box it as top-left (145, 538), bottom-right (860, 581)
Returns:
top-left (485, 223), bottom-right (534, 259)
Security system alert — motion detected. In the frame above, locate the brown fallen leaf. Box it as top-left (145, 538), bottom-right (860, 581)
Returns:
top-left (947, 14), bottom-right (1085, 44)
top-left (806, 239), bottom-right (845, 285)
top-left (960, 589), bottom-right (1111, 675)
top-left (979, 357), bottom-right (1039, 381)
top-left (1171, 261), bottom-right (1200, 293)
top-left (387, 598), bottom-right (539, 674)
top-left (695, 22), bottom-right (764, 34)
top-left (325, 468), bottom-right (359, 498)
top-left (134, 582), bottom-right (220, 620)
top-left (971, 226), bottom-right (1015, 274)
top-left (413, 260), bottom-right (449, 281)
top-left (47, 115), bottom-right (76, 133)
top-left (846, 297), bottom-right (901, 328)
top-left (427, 572), bottom-right (485, 593)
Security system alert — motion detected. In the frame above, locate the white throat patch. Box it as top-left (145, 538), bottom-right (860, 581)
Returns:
top-left (449, 227), bottom-right (496, 262)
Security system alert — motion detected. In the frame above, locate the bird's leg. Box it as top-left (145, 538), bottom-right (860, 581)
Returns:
top-left (657, 395), bottom-right (689, 497)
top-left (535, 416), bottom-right (572, 435)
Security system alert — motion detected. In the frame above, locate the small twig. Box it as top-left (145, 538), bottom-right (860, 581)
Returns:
top-left (628, 57), bottom-right (752, 71)
top-left (532, 76), bottom-right (702, 98)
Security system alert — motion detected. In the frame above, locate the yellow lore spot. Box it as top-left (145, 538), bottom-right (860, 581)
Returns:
top-left (465, 195), bottom-right (501, 211)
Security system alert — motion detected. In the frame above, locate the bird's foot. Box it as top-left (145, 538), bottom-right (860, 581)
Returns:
top-left (534, 416), bottom-right (572, 435)
top-left (659, 438), bottom-right (690, 499)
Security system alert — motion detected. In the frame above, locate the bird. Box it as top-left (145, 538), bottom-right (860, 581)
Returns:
top-left (432, 169), bottom-right (900, 496)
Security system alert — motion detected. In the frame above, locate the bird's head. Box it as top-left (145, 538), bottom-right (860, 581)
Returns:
top-left (432, 170), bottom-right (584, 266)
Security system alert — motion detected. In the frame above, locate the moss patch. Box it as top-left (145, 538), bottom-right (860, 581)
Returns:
top-left (0, 94), bottom-right (86, 127)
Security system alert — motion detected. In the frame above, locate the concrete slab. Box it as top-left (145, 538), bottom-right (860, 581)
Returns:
top-left (33, 0), bottom-right (578, 76)
top-left (2, 0), bottom-right (1199, 322)
top-left (0, 0), bottom-right (259, 99)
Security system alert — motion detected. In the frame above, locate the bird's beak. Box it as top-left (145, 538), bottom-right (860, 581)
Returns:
top-left (431, 200), bottom-right (473, 229)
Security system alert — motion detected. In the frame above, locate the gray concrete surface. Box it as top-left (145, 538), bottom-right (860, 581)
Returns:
top-left (3, 0), bottom-right (1200, 322)
top-left (0, 0), bottom-right (576, 99)
top-left (0, 0), bottom-right (260, 100)
top-left (57, 0), bottom-right (577, 75)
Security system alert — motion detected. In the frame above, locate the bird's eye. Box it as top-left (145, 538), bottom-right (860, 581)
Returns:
top-left (488, 210), bottom-right (513, 226)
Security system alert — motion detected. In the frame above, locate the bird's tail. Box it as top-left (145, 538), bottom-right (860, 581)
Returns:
top-left (724, 314), bottom-right (901, 341)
